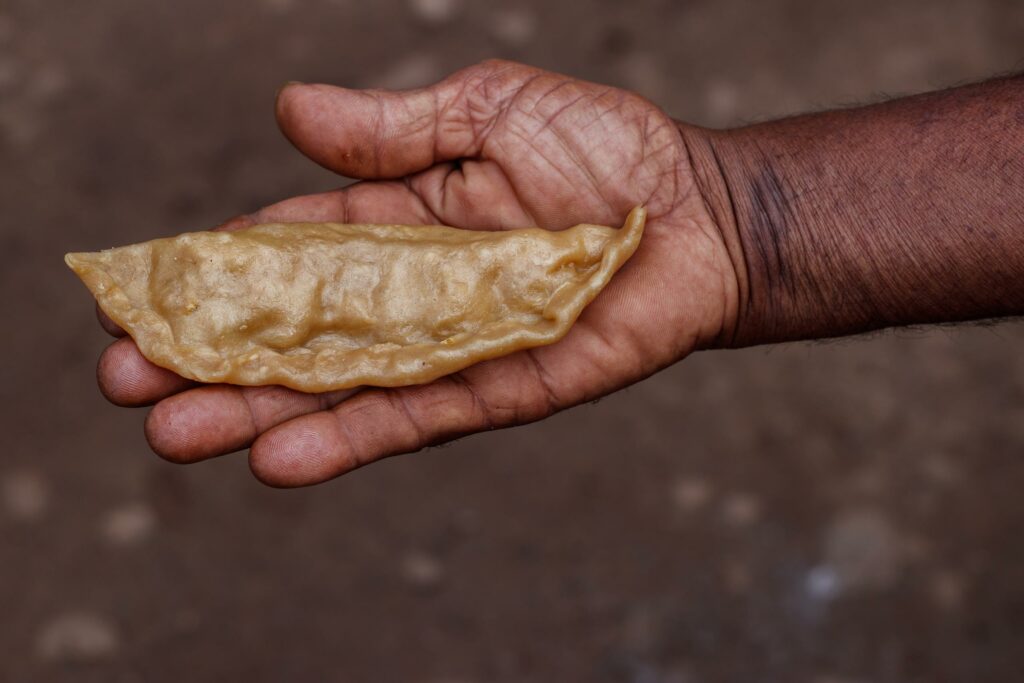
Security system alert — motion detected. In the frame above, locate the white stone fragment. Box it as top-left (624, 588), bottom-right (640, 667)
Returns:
top-left (102, 502), bottom-right (156, 545)
top-left (408, 0), bottom-right (460, 24)
top-left (721, 492), bottom-right (760, 526)
top-left (401, 551), bottom-right (445, 588)
top-left (36, 612), bottom-right (120, 662)
top-left (820, 507), bottom-right (904, 595)
top-left (671, 477), bottom-right (713, 512)
top-left (2, 469), bottom-right (49, 521)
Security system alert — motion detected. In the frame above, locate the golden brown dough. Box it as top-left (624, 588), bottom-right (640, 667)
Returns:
top-left (65, 207), bottom-right (646, 392)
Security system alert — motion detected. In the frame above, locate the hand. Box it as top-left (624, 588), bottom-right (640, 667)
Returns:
top-left (96, 60), bottom-right (736, 486)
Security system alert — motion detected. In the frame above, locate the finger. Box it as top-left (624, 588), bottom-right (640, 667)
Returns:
top-left (211, 213), bottom-right (257, 232)
top-left (248, 352), bottom-right (565, 487)
top-left (213, 182), bottom-right (442, 236)
top-left (406, 159), bottom-right (536, 230)
top-left (247, 280), bottom-right (663, 490)
top-left (97, 337), bottom-right (195, 407)
top-left (145, 384), bottom-right (357, 464)
top-left (96, 303), bottom-right (126, 337)
top-left (274, 60), bottom-right (531, 179)
top-left (250, 182), bottom-right (441, 224)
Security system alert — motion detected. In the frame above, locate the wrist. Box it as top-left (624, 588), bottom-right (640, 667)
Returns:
top-left (681, 120), bottom-right (884, 348)
top-left (679, 77), bottom-right (1024, 348)
top-left (675, 123), bottom-right (749, 349)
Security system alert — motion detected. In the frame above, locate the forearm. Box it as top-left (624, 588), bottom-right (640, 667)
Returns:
top-left (684, 75), bottom-right (1024, 347)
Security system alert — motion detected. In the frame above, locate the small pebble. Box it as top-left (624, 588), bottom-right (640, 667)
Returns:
top-left (408, 0), bottom-right (460, 24)
top-left (804, 565), bottom-right (841, 601)
top-left (102, 502), bottom-right (156, 545)
top-left (721, 492), bottom-right (760, 526)
top-left (821, 507), bottom-right (903, 594)
top-left (401, 552), bottom-right (444, 589)
top-left (36, 612), bottom-right (120, 662)
top-left (670, 477), bottom-right (712, 512)
top-left (2, 469), bottom-right (49, 521)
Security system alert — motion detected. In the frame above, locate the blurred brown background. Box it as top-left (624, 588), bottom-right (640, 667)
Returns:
top-left (4, 0), bottom-right (1024, 681)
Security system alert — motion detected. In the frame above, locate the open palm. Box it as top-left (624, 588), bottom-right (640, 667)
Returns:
top-left (97, 60), bottom-right (735, 486)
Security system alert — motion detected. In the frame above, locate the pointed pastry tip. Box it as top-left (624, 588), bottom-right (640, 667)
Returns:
top-left (64, 251), bottom-right (100, 274)
top-left (625, 205), bottom-right (647, 229)
top-left (64, 252), bottom-right (83, 271)
top-left (616, 206), bottom-right (646, 244)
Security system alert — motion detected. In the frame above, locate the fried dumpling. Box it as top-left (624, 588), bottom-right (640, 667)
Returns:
top-left (66, 207), bottom-right (645, 392)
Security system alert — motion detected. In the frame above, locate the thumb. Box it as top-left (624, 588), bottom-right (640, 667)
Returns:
top-left (275, 60), bottom-right (527, 179)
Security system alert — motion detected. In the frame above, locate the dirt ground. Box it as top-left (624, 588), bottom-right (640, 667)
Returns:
top-left (3, 0), bottom-right (1024, 681)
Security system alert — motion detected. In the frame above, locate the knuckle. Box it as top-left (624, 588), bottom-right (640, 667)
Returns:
top-left (389, 390), bottom-right (428, 447)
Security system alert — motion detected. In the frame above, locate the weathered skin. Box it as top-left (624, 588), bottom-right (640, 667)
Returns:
top-left (66, 208), bottom-right (645, 392)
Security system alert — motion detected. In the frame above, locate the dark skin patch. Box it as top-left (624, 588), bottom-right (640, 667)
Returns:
top-left (712, 73), bottom-right (1024, 345)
